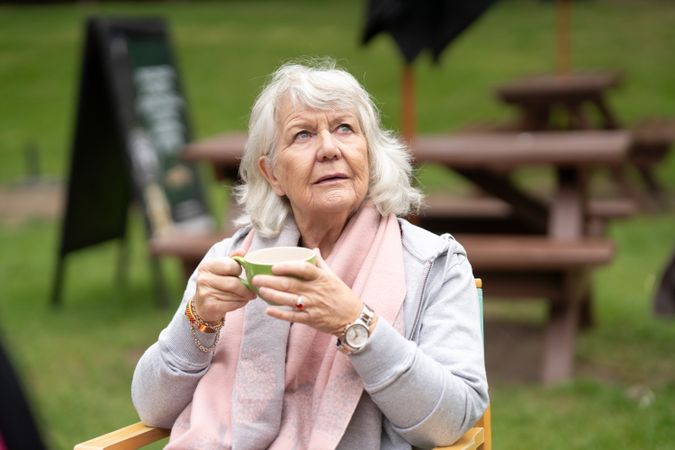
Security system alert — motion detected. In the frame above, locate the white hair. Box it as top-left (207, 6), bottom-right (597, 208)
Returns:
top-left (234, 59), bottom-right (423, 237)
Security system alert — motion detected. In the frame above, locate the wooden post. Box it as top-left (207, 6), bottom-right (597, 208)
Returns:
top-left (401, 64), bottom-right (419, 225)
top-left (401, 64), bottom-right (416, 144)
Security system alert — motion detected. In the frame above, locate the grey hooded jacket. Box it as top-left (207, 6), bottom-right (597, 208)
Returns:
top-left (132, 219), bottom-right (488, 449)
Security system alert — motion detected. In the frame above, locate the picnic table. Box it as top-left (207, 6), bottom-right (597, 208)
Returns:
top-left (412, 131), bottom-right (631, 238)
top-left (172, 129), bottom-right (631, 384)
top-left (413, 131), bottom-right (631, 383)
top-left (495, 71), bottom-right (623, 131)
top-left (495, 71), bottom-right (673, 207)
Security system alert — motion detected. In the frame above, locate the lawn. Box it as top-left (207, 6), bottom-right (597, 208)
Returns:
top-left (1, 1), bottom-right (674, 449)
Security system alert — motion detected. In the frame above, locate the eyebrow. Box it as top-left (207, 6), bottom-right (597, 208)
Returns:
top-left (283, 112), bottom-right (358, 133)
top-left (285, 119), bottom-right (315, 130)
top-left (329, 113), bottom-right (357, 124)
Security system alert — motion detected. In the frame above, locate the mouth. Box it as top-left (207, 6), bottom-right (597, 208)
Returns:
top-left (313, 173), bottom-right (349, 184)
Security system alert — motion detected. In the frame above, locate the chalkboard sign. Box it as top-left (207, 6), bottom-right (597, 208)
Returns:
top-left (52, 17), bottom-right (212, 305)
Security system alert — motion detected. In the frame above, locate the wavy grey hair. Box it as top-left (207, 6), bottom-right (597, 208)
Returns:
top-left (234, 59), bottom-right (423, 237)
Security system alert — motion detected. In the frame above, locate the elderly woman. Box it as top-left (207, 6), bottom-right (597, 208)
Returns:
top-left (132, 61), bottom-right (488, 450)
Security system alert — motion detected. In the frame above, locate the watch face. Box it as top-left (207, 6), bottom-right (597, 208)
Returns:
top-left (345, 323), bottom-right (369, 348)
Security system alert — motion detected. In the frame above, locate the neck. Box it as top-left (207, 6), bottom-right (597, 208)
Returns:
top-left (294, 210), bottom-right (352, 258)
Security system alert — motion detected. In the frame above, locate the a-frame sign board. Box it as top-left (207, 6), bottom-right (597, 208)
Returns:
top-left (52, 17), bottom-right (213, 307)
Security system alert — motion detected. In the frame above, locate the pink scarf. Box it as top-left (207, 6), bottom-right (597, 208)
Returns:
top-left (167, 205), bottom-right (406, 449)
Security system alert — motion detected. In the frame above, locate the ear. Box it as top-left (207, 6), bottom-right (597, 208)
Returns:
top-left (258, 156), bottom-right (286, 196)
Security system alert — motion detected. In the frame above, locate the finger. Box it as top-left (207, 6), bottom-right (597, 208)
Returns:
top-left (271, 260), bottom-right (318, 280)
top-left (198, 273), bottom-right (256, 301)
top-left (198, 287), bottom-right (254, 305)
top-left (213, 279), bottom-right (257, 301)
top-left (265, 305), bottom-right (308, 324)
top-left (257, 287), bottom-right (302, 309)
top-left (200, 257), bottom-right (242, 277)
top-left (251, 273), bottom-right (298, 294)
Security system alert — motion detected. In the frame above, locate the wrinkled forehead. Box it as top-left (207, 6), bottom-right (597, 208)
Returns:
top-left (275, 95), bottom-right (360, 126)
top-left (274, 86), bottom-right (363, 124)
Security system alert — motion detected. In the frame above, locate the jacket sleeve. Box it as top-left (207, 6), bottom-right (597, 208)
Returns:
top-left (130, 236), bottom-right (238, 428)
top-left (349, 244), bottom-right (489, 448)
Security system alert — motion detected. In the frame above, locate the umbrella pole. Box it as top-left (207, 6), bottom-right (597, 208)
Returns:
top-left (401, 63), bottom-right (420, 226)
top-left (555, 0), bottom-right (571, 74)
top-left (401, 64), bottom-right (415, 144)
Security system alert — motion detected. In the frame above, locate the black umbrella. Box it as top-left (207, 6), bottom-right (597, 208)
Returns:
top-left (361, 0), bottom-right (499, 141)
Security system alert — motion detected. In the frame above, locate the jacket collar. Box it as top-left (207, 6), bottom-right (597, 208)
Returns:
top-left (398, 218), bottom-right (462, 264)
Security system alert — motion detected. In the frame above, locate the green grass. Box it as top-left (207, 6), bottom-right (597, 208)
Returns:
top-left (1, 1), bottom-right (675, 449)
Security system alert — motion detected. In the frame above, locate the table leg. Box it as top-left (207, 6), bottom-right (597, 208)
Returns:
top-left (609, 164), bottom-right (656, 210)
top-left (518, 104), bottom-right (550, 131)
top-left (565, 101), bottom-right (592, 129)
top-left (456, 169), bottom-right (549, 233)
top-left (549, 167), bottom-right (588, 239)
top-left (634, 165), bottom-right (668, 207)
top-left (542, 270), bottom-right (588, 385)
top-left (592, 94), bottom-right (621, 130)
top-left (543, 168), bottom-right (590, 383)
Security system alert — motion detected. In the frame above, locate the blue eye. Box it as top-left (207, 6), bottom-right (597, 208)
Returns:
top-left (337, 124), bottom-right (353, 133)
top-left (294, 130), bottom-right (311, 141)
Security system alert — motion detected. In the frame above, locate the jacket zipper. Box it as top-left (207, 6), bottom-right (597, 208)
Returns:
top-left (408, 233), bottom-right (453, 342)
top-left (409, 260), bottom-right (433, 342)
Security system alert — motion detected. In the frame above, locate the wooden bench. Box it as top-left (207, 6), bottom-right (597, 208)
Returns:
top-left (457, 234), bottom-right (613, 270)
top-left (417, 195), bottom-right (636, 236)
top-left (149, 230), bottom-right (231, 278)
top-left (454, 234), bottom-right (614, 385)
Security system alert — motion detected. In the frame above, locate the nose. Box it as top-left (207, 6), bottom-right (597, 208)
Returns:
top-left (316, 129), bottom-right (340, 161)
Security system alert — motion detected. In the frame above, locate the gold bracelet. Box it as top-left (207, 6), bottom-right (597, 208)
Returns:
top-left (185, 297), bottom-right (224, 334)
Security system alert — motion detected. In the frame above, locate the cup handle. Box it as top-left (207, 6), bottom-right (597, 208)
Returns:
top-left (231, 256), bottom-right (254, 291)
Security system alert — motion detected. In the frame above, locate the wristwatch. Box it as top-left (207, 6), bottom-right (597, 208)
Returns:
top-left (337, 303), bottom-right (376, 355)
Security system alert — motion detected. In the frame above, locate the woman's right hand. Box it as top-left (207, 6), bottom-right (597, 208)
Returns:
top-left (192, 250), bottom-right (257, 324)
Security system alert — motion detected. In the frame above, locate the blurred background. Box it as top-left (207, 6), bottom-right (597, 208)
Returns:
top-left (0, 0), bottom-right (674, 449)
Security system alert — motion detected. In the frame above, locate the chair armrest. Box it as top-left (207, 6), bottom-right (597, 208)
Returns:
top-left (73, 417), bottom-right (484, 450)
top-left (433, 427), bottom-right (485, 450)
top-left (74, 422), bottom-right (170, 450)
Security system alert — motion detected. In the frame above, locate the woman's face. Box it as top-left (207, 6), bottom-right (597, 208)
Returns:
top-left (259, 98), bottom-right (370, 223)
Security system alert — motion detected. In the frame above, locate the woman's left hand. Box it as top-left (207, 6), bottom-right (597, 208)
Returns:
top-left (251, 250), bottom-right (362, 336)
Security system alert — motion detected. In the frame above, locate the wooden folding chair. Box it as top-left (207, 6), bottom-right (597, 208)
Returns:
top-left (74, 280), bottom-right (491, 450)
top-left (434, 278), bottom-right (492, 450)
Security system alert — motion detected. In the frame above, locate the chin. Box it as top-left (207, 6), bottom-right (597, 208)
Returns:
top-left (316, 194), bottom-right (361, 214)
